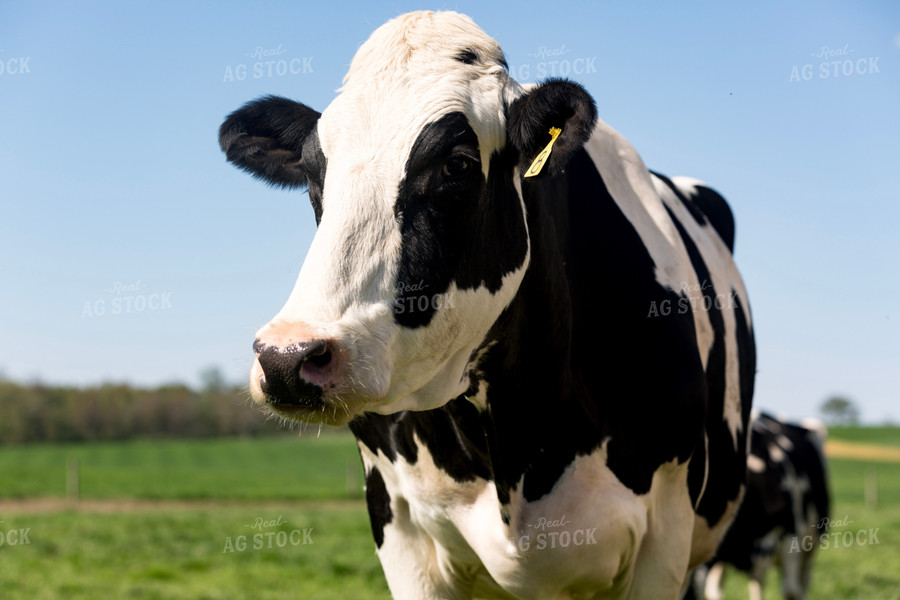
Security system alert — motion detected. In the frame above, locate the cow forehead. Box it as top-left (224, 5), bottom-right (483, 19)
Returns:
top-left (317, 11), bottom-right (514, 179)
top-left (342, 11), bottom-right (506, 88)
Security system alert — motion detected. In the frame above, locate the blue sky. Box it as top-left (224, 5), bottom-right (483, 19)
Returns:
top-left (1, 1), bottom-right (897, 423)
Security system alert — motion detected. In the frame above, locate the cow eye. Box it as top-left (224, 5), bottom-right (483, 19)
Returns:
top-left (441, 154), bottom-right (477, 179)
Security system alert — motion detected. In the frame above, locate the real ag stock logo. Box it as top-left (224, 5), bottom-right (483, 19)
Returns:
top-left (789, 44), bottom-right (880, 82)
top-left (222, 515), bottom-right (314, 553)
top-left (392, 280), bottom-right (456, 315)
top-left (0, 49), bottom-right (31, 76)
top-left (507, 44), bottom-right (598, 83)
top-left (646, 280), bottom-right (738, 318)
top-left (223, 44), bottom-right (313, 83)
top-left (0, 521), bottom-right (31, 547)
top-left (510, 514), bottom-right (599, 552)
top-left (789, 515), bottom-right (880, 553)
top-left (81, 280), bottom-right (173, 318)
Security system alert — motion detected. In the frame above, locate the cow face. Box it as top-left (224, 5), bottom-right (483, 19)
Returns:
top-left (219, 11), bottom-right (595, 424)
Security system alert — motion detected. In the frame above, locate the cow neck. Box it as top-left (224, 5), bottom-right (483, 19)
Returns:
top-left (476, 167), bottom-right (605, 509)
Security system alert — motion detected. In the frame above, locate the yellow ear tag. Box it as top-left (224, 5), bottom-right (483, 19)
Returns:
top-left (523, 127), bottom-right (562, 178)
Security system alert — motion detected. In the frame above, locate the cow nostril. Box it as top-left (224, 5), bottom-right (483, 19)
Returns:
top-left (306, 349), bottom-right (332, 369)
top-left (299, 342), bottom-right (336, 388)
top-left (258, 374), bottom-right (269, 394)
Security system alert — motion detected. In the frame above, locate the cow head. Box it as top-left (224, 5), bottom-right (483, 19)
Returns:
top-left (220, 11), bottom-right (596, 424)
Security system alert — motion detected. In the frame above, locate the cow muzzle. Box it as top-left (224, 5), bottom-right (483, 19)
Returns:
top-left (250, 322), bottom-right (348, 421)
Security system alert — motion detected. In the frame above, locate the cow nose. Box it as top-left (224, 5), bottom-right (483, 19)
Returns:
top-left (253, 338), bottom-right (338, 406)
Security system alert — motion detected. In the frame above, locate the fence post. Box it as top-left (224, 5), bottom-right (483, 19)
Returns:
top-left (865, 468), bottom-right (878, 510)
top-left (346, 461), bottom-right (358, 498)
top-left (67, 456), bottom-right (80, 502)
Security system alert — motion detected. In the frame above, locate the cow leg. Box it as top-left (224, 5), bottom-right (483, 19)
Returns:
top-left (376, 494), bottom-right (474, 600)
top-left (679, 564), bottom-right (706, 600)
top-left (746, 552), bottom-right (772, 600)
top-left (798, 544), bottom-right (816, 598)
top-left (626, 463), bottom-right (695, 600)
top-left (777, 537), bottom-right (807, 600)
top-left (359, 446), bottom-right (475, 600)
top-left (702, 562), bottom-right (726, 600)
top-left (747, 578), bottom-right (763, 600)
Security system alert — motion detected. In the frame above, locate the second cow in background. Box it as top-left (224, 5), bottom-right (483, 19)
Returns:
top-left (690, 412), bottom-right (830, 600)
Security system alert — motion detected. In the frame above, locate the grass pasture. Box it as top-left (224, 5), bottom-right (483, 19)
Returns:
top-left (0, 434), bottom-right (366, 500)
top-left (0, 503), bottom-right (388, 600)
top-left (0, 427), bottom-right (898, 599)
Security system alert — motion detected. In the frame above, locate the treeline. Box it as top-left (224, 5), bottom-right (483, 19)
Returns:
top-left (0, 378), bottom-right (285, 444)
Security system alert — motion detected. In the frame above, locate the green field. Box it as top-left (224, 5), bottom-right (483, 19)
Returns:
top-left (0, 505), bottom-right (388, 600)
top-left (0, 432), bottom-right (388, 599)
top-left (1, 428), bottom-right (898, 599)
top-left (0, 434), bottom-right (365, 500)
top-left (828, 426), bottom-right (900, 448)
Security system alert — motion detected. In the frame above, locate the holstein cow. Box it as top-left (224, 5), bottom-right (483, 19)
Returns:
top-left (219, 11), bottom-right (755, 600)
top-left (690, 413), bottom-right (829, 600)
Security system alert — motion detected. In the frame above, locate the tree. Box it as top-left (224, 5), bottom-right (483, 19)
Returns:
top-left (820, 395), bottom-right (860, 425)
top-left (199, 366), bottom-right (228, 394)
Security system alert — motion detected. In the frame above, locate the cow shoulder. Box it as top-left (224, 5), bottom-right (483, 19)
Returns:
top-left (652, 172), bottom-right (736, 253)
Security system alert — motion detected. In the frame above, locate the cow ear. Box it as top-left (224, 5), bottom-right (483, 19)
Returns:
top-left (219, 95), bottom-right (321, 188)
top-left (506, 79), bottom-right (597, 178)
